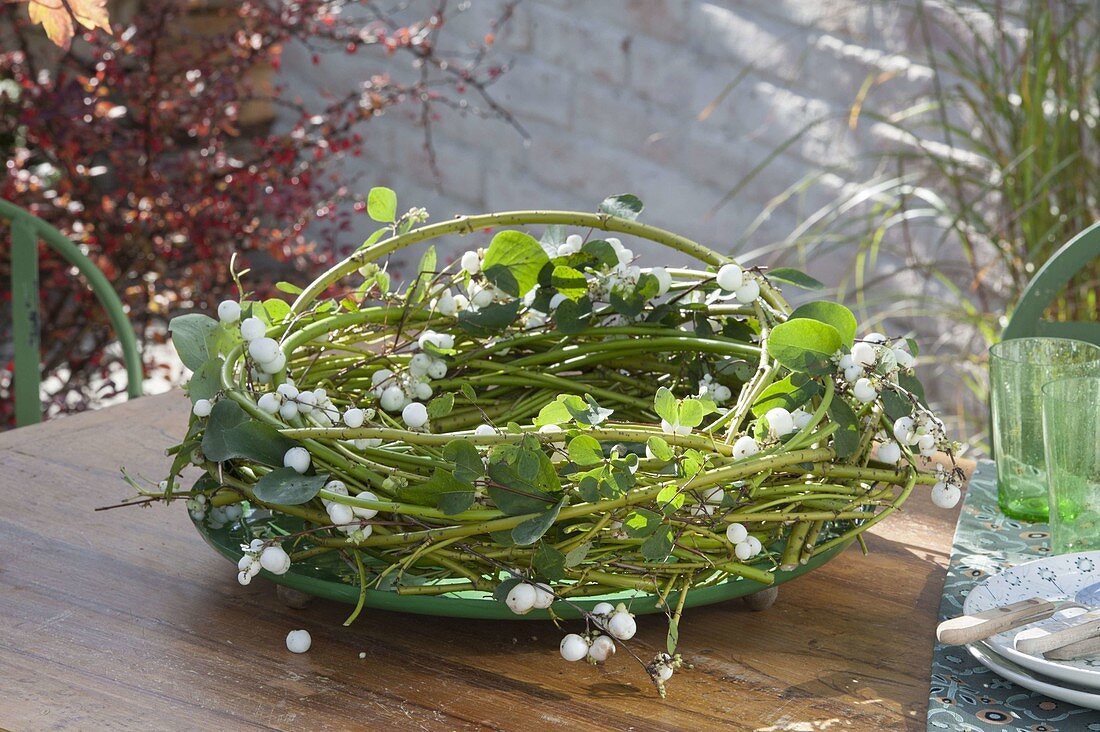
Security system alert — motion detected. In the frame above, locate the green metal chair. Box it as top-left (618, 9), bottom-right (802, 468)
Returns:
top-left (1002, 221), bottom-right (1100, 345)
top-left (2, 198), bottom-right (142, 426)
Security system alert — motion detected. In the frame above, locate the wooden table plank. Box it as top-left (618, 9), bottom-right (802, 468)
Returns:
top-left (0, 392), bottom-right (961, 731)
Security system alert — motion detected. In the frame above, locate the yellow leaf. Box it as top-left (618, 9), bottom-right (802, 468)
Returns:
top-left (25, 0), bottom-right (110, 50)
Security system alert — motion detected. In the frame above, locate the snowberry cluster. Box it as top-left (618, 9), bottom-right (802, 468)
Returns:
top-left (236, 539), bottom-right (291, 585)
top-left (696, 373), bottom-right (732, 403)
top-left (836, 332), bottom-right (916, 405)
top-left (725, 522), bottom-right (764, 561)
top-left (713, 263), bottom-right (760, 304)
top-left (504, 581), bottom-right (556, 614)
top-left (559, 602), bottom-right (637, 665)
top-left (320, 479), bottom-right (378, 539)
top-left (257, 382), bottom-right (339, 424)
top-left (368, 330), bottom-right (451, 428)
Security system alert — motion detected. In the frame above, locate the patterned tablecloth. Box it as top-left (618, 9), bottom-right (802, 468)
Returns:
top-left (927, 462), bottom-right (1100, 731)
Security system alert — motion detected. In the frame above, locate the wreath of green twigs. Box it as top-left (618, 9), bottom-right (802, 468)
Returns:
top-left (135, 191), bottom-right (963, 695)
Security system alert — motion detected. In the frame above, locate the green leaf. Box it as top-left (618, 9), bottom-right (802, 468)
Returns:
top-left (767, 267), bottom-right (824, 290)
top-left (598, 194), bottom-right (644, 220)
top-left (550, 264), bottom-right (588, 300)
top-left (554, 296), bottom-right (593, 334)
top-left (533, 542), bottom-right (567, 580)
top-left (624, 508), bottom-right (662, 537)
top-left (564, 541), bottom-right (591, 568)
top-left (275, 281), bottom-right (303, 295)
top-left (580, 240), bottom-right (618, 269)
top-left (788, 301), bottom-right (857, 347)
top-left (678, 399), bottom-right (706, 428)
top-left (170, 314), bottom-right (222, 371)
top-left (437, 490), bottom-right (475, 515)
top-left (482, 230), bottom-right (550, 297)
top-left (427, 393), bottom-right (455, 419)
top-left (512, 497), bottom-right (565, 545)
top-left (253, 468), bottom-right (328, 505)
top-left (654, 387), bottom-right (677, 423)
top-left (442, 439), bottom-right (484, 485)
top-left (201, 400), bottom-right (295, 466)
top-left (486, 443), bottom-right (561, 515)
top-left (460, 384), bottom-right (477, 402)
top-left (263, 298), bottom-right (291, 324)
top-left (641, 527), bottom-right (674, 561)
top-left (457, 300), bottom-right (521, 336)
top-left (768, 318), bottom-right (843, 374)
top-left (534, 397), bottom-right (574, 427)
top-left (646, 436), bottom-right (674, 462)
top-left (397, 467), bottom-right (473, 511)
top-left (751, 375), bottom-right (822, 417)
top-left (567, 434), bottom-right (604, 466)
top-left (541, 224), bottom-right (567, 248)
top-left (656, 483), bottom-right (685, 513)
top-left (827, 398), bottom-right (860, 459)
top-left (187, 357), bottom-right (224, 403)
top-left (367, 186), bottom-right (397, 222)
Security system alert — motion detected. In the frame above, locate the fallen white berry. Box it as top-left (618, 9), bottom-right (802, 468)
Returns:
top-left (716, 263), bottom-right (743, 291)
top-left (402, 401), bottom-right (429, 429)
top-left (506, 583), bottom-right (537, 615)
top-left (192, 399), bottom-right (213, 418)
top-left (931, 481), bottom-right (961, 509)
top-left (588, 634), bottom-right (616, 663)
top-left (240, 316), bottom-right (266, 341)
top-left (286, 629), bottom-right (312, 654)
top-left (726, 523), bottom-right (748, 544)
top-left (560, 633), bottom-right (589, 662)
top-left (217, 300), bottom-right (241, 324)
top-left (283, 446), bottom-right (311, 474)
top-left (259, 545), bottom-right (291, 575)
top-left (656, 664), bottom-right (674, 682)
top-left (765, 407), bottom-right (795, 436)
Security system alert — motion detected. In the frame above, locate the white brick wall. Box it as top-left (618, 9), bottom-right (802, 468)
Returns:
top-left (281, 0), bottom-right (943, 285)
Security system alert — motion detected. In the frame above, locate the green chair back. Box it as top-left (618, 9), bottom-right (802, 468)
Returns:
top-left (2, 198), bottom-right (142, 426)
top-left (1002, 221), bottom-right (1100, 345)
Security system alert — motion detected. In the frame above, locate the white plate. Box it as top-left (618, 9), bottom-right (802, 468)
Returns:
top-left (963, 551), bottom-right (1100, 688)
top-left (968, 642), bottom-right (1100, 711)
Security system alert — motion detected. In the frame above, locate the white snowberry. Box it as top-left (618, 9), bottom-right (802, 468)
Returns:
top-left (379, 385), bottom-right (406, 412)
top-left (409, 352), bottom-right (432, 376)
top-left (852, 378), bottom-right (878, 404)
top-left (560, 634), bottom-right (589, 662)
top-left (286, 629), bottom-right (311, 654)
top-left (506, 583), bottom-right (538, 615)
top-left (326, 501), bottom-right (354, 526)
top-left (931, 481), bottom-right (961, 509)
top-left (259, 545), bottom-right (291, 575)
top-left (257, 392), bottom-right (280, 414)
top-left (279, 400), bottom-right (299, 420)
top-left (651, 266), bottom-right (672, 296)
top-left (893, 347), bottom-right (915, 369)
top-left (656, 665), bottom-right (674, 682)
top-left (588, 635), bottom-right (616, 663)
top-left (792, 408), bottom-right (813, 430)
top-left (765, 407), bottom-right (795, 436)
top-left (746, 536), bottom-right (762, 555)
top-left (735, 541), bottom-right (755, 561)
top-left (217, 300), bottom-right (241, 324)
top-left (240, 316), bottom-right (266, 341)
top-left (532, 583), bottom-right (555, 609)
top-left (237, 570), bottom-right (253, 586)
top-left (843, 364), bottom-right (863, 382)
top-left (460, 250), bottom-right (481, 274)
top-left (413, 381), bottom-right (433, 400)
top-left (850, 342), bottom-right (877, 367)
top-left (283, 446), bottom-right (311, 474)
top-left (343, 408), bottom-right (366, 429)
top-left (427, 359), bottom-right (447, 380)
top-left (259, 352), bottom-right (286, 374)
top-left (192, 399), bottom-right (213, 418)
top-left (402, 401), bottom-right (429, 429)
top-left (734, 279), bottom-right (760, 303)
top-left (716, 263), bottom-right (744, 291)
top-left (608, 610), bottom-right (637, 641)
top-left (864, 332), bottom-right (888, 345)
top-left (371, 369), bottom-right (394, 388)
top-left (352, 491), bottom-right (379, 519)
top-left (559, 234), bottom-right (583, 256)
top-left (248, 337), bottom-right (280, 365)
top-left (470, 286), bottom-right (494, 309)
top-left (592, 601), bottom-right (615, 617)
top-left (918, 433), bottom-right (937, 456)
top-left (474, 424), bottom-right (496, 436)
top-left (877, 440), bottom-right (902, 465)
top-left (893, 416), bottom-right (916, 445)
top-left (277, 383), bottom-right (300, 400)
top-left (726, 523), bottom-right (748, 544)
top-left (732, 435), bottom-right (760, 460)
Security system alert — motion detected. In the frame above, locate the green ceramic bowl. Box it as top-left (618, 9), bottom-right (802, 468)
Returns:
top-left (193, 512), bottom-right (854, 620)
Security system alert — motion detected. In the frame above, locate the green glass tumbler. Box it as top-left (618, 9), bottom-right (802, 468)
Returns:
top-left (990, 337), bottom-right (1100, 522)
top-left (1043, 377), bottom-right (1100, 553)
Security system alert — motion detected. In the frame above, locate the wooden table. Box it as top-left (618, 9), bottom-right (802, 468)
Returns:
top-left (0, 393), bottom-right (962, 731)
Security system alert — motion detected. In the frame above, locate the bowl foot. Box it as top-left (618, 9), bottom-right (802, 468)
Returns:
top-left (743, 587), bottom-right (778, 611)
top-left (277, 584), bottom-right (314, 609)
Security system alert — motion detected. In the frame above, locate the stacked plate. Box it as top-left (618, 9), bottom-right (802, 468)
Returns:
top-left (963, 551), bottom-right (1100, 709)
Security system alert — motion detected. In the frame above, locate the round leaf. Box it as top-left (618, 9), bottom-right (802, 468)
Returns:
top-left (768, 318), bottom-right (843, 374)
